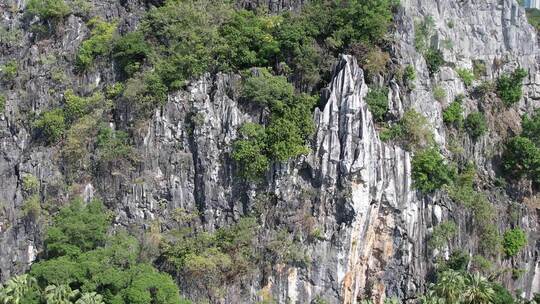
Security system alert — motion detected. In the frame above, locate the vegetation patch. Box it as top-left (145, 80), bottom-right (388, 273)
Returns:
top-left (411, 147), bottom-right (455, 193)
top-left (0, 199), bottom-right (185, 304)
top-left (496, 68), bottom-right (528, 106)
top-left (381, 110), bottom-right (434, 151)
top-left (464, 112), bottom-right (487, 139)
top-left (366, 87), bottom-right (389, 122)
top-left (456, 68), bottom-right (475, 87)
top-left (26, 0), bottom-right (70, 21)
top-left (502, 228), bottom-right (527, 257)
top-left (233, 70), bottom-right (315, 180)
top-left (76, 18), bottom-right (117, 70)
top-left (443, 98), bottom-right (463, 128)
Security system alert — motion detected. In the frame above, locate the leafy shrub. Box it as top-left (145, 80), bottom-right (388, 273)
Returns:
top-left (473, 60), bottom-right (487, 78)
top-left (502, 136), bottom-right (540, 182)
top-left (44, 199), bottom-right (110, 258)
top-left (521, 109), bottom-right (540, 146)
top-left (141, 0), bottom-right (226, 89)
top-left (403, 65), bottom-right (416, 86)
top-left (492, 283), bottom-right (516, 304)
top-left (412, 147), bottom-right (455, 193)
top-left (425, 48), bottom-right (445, 75)
top-left (445, 250), bottom-right (470, 272)
top-left (475, 80), bottom-right (496, 97)
top-left (34, 109), bottom-right (66, 143)
top-left (502, 228), bottom-right (527, 257)
top-left (393, 110), bottom-right (434, 150)
top-left (464, 112), bottom-right (487, 139)
top-left (96, 125), bottom-right (133, 165)
top-left (1, 60), bottom-right (18, 81)
top-left (233, 71), bottom-right (315, 180)
top-left (113, 31), bottom-right (150, 77)
top-left (526, 8), bottom-right (540, 31)
top-left (232, 123), bottom-right (269, 180)
top-left (363, 47), bottom-right (390, 79)
top-left (366, 87), bottom-right (389, 122)
top-left (22, 174), bottom-right (40, 193)
top-left (471, 255), bottom-right (492, 273)
top-left (122, 71), bottom-right (168, 116)
top-left (243, 70), bottom-right (294, 108)
top-left (443, 99), bottom-right (463, 128)
top-left (22, 195), bottom-right (41, 221)
top-left (496, 68), bottom-right (528, 106)
top-left (163, 217), bottom-right (257, 295)
top-left (218, 10), bottom-right (280, 70)
top-left (429, 221), bottom-right (458, 250)
top-left (433, 86), bottom-right (446, 102)
top-left (63, 90), bottom-right (104, 123)
top-left (76, 18), bottom-right (116, 70)
top-left (311, 0), bottom-right (397, 50)
top-left (456, 68), bottom-right (475, 87)
top-left (26, 0), bottom-right (70, 20)
top-left (478, 222), bottom-right (501, 256)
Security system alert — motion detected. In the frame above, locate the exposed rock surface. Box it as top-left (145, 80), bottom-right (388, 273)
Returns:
top-left (0, 0), bottom-right (539, 303)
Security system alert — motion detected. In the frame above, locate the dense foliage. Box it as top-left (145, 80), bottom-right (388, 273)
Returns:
top-left (443, 98), bottom-right (463, 128)
top-left (162, 217), bottom-right (258, 297)
top-left (26, 0), bottom-right (70, 20)
top-left (233, 70), bottom-right (316, 179)
top-left (464, 112), bottom-right (487, 139)
top-left (456, 68), bottom-right (475, 87)
top-left (502, 228), bottom-right (527, 257)
top-left (412, 147), bottom-right (455, 193)
top-left (503, 110), bottom-right (540, 186)
top-left (0, 199), bottom-right (186, 304)
top-left (366, 87), bottom-right (389, 122)
top-left (76, 19), bottom-right (116, 70)
top-left (496, 68), bottom-right (528, 106)
top-left (381, 110), bottom-right (434, 151)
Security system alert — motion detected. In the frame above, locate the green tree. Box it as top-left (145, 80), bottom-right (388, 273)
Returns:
top-left (219, 11), bottom-right (280, 70)
top-left (412, 148), bottom-right (455, 193)
top-left (496, 68), bottom-right (528, 106)
top-left (34, 109), bottom-right (66, 144)
top-left (521, 109), bottom-right (540, 146)
top-left (0, 275), bottom-right (37, 304)
top-left (112, 31), bottom-right (150, 77)
top-left (432, 270), bottom-right (467, 304)
top-left (464, 112), bottom-right (487, 139)
top-left (456, 68), bottom-right (475, 87)
top-left (429, 221), bottom-right (458, 250)
top-left (443, 99), bottom-right (463, 128)
top-left (463, 273), bottom-right (495, 304)
top-left (44, 199), bottom-right (110, 258)
top-left (502, 228), bottom-right (527, 257)
top-left (76, 18), bottom-right (117, 70)
top-left (502, 136), bottom-right (540, 182)
top-left (425, 48), bottom-right (444, 75)
top-left (75, 292), bottom-right (104, 304)
top-left (26, 0), bottom-right (70, 20)
top-left (43, 284), bottom-right (79, 304)
top-left (232, 123), bottom-right (269, 181)
top-left (366, 87), bottom-right (389, 122)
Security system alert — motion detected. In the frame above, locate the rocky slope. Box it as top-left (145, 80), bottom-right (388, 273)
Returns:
top-left (0, 0), bottom-right (539, 303)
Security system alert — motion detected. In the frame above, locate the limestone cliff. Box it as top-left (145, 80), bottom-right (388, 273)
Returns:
top-left (0, 0), bottom-right (539, 303)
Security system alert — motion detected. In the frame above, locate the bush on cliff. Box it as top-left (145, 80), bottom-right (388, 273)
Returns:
top-left (496, 68), bottom-right (528, 106)
top-left (412, 147), bottom-right (456, 193)
top-left (502, 228), bottom-right (527, 257)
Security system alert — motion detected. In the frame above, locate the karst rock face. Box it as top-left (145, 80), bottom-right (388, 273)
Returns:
top-left (0, 0), bottom-right (539, 303)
